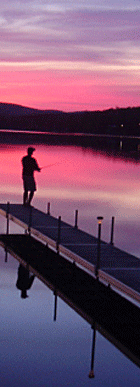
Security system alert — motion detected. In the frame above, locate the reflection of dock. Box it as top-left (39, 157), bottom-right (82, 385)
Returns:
top-left (0, 203), bottom-right (139, 303)
top-left (0, 233), bottom-right (139, 368)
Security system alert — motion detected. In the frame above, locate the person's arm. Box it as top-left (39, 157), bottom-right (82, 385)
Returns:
top-left (34, 158), bottom-right (41, 172)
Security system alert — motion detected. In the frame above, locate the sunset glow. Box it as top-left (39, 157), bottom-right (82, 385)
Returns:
top-left (1, 144), bottom-right (140, 212)
top-left (0, 0), bottom-right (139, 111)
top-left (1, 143), bottom-right (140, 256)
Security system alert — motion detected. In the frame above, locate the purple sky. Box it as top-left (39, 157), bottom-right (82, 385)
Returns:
top-left (0, 0), bottom-right (139, 111)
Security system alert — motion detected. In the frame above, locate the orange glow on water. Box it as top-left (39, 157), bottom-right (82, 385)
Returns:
top-left (0, 143), bottom-right (140, 209)
top-left (1, 143), bottom-right (140, 255)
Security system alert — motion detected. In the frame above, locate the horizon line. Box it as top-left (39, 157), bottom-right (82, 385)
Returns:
top-left (0, 101), bottom-right (140, 114)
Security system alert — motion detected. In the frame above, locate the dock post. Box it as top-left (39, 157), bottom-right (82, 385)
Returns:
top-left (74, 209), bottom-right (78, 229)
top-left (28, 206), bottom-right (32, 235)
top-left (6, 201), bottom-right (10, 235)
top-left (110, 216), bottom-right (115, 245)
top-left (47, 202), bottom-right (50, 215)
top-left (57, 216), bottom-right (61, 253)
top-left (88, 324), bottom-right (96, 378)
top-left (95, 217), bottom-right (103, 278)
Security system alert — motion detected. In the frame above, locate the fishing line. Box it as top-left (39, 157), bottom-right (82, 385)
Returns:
top-left (40, 162), bottom-right (61, 169)
top-left (40, 159), bottom-right (76, 170)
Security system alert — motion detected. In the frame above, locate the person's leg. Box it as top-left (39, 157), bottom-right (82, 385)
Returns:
top-left (28, 190), bottom-right (34, 205)
top-left (23, 190), bottom-right (28, 205)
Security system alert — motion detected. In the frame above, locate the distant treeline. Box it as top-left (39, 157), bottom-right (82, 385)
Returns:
top-left (0, 103), bottom-right (140, 136)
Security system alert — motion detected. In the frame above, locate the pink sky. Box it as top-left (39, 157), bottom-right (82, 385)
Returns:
top-left (0, 1), bottom-right (139, 112)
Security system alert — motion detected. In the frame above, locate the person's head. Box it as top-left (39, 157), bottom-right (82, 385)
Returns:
top-left (21, 290), bottom-right (29, 298)
top-left (27, 147), bottom-right (35, 156)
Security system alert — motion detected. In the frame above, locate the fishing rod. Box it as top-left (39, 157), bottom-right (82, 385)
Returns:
top-left (40, 162), bottom-right (61, 169)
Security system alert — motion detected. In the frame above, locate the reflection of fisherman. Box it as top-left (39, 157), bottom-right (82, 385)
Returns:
top-left (16, 264), bottom-right (35, 298)
top-left (22, 147), bottom-right (41, 206)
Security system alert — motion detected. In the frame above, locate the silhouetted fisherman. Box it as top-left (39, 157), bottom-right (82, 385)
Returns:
top-left (16, 264), bottom-right (35, 298)
top-left (22, 147), bottom-right (41, 206)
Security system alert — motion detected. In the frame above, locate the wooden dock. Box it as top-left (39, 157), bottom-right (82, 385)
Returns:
top-left (0, 233), bottom-right (139, 368)
top-left (0, 203), bottom-right (140, 303)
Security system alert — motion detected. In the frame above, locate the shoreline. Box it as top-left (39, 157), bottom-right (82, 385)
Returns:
top-left (0, 129), bottom-right (140, 140)
top-left (0, 130), bottom-right (140, 163)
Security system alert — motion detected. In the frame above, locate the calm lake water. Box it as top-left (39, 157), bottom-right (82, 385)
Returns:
top-left (0, 140), bottom-right (140, 386)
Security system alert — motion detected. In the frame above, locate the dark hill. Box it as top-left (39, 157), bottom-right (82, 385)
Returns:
top-left (0, 103), bottom-right (140, 136)
top-left (0, 102), bottom-right (63, 116)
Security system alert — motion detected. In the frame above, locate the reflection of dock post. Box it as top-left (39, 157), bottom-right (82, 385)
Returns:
top-left (47, 202), bottom-right (50, 215)
top-left (6, 201), bottom-right (10, 235)
top-left (28, 206), bottom-right (32, 235)
top-left (74, 209), bottom-right (78, 229)
top-left (57, 216), bottom-right (61, 253)
top-left (110, 216), bottom-right (115, 245)
top-left (119, 137), bottom-right (123, 150)
top-left (53, 290), bottom-right (57, 321)
top-left (89, 324), bottom-right (96, 378)
top-left (5, 201), bottom-right (10, 262)
top-left (95, 217), bottom-right (103, 278)
top-left (5, 246), bottom-right (8, 262)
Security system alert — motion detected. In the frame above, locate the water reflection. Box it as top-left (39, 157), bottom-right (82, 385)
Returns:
top-left (1, 141), bottom-right (140, 259)
top-left (0, 243), bottom-right (140, 386)
top-left (89, 324), bottom-right (96, 379)
top-left (1, 130), bottom-right (140, 158)
top-left (16, 264), bottom-right (35, 298)
top-left (1, 236), bottom-right (140, 373)
top-left (0, 136), bottom-right (140, 386)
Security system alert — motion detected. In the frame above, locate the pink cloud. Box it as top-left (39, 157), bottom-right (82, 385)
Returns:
top-left (0, 3), bottom-right (139, 111)
top-left (0, 8), bottom-right (139, 63)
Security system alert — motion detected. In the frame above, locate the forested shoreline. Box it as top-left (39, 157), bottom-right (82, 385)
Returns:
top-left (0, 103), bottom-right (140, 136)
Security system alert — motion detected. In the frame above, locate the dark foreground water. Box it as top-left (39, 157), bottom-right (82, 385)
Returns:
top-left (0, 139), bottom-right (140, 386)
top-left (1, 247), bottom-right (140, 387)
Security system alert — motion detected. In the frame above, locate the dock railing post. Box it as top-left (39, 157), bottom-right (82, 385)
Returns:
top-left (47, 202), bottom-right (50, 215)
top-left (95, 217), bottom-right (103, 278)
top-left (57, 216), bottom-right (61, 253)
top-left (110, 216), bottom-right (115, 245)
top-left (74, 209), bottom-right (78, 229)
